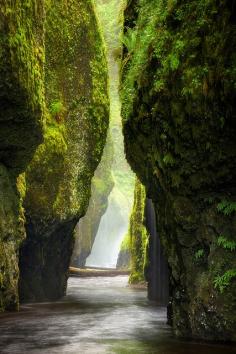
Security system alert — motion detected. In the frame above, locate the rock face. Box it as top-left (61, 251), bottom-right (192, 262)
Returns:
top-left (116, 232), bottom-right (131, 270)
top-left (121, 0), bottom-right (236, 341)
top-left (145, 199), bottom-right (169, 306)
top-left (0, 1), bottom-right (45, 311)
top-left (127, 179), bottom-right (148, 284)
top-left (71, 134), bottom-right (114, 268)
top-left (19, 0), bottom-right (109, 302)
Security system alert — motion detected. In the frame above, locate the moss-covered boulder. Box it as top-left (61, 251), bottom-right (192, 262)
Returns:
top-left (121, 0), bottom-right (236, 341)
top-left (71, 133), bottom-right (114, 268)
top-left (0, 1), bottom-right (45, 311)
top-left (19, 0), bottom-right (109, 302)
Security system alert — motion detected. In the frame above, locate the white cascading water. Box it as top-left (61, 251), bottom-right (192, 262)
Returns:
top-left (86, 0), bottom-right (135, 268)
top-left (86, 186), bottom-right (130, 268)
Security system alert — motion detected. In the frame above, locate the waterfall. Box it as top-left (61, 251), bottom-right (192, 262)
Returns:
top-left (86, 187), bottom-right (129, 268)
top-left (85, 0), bottom-right (135, 269)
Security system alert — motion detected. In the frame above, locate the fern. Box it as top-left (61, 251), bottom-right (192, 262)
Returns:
top-left (195, 249), bottom-right (204, 260)
top-left (217, 235), bottom-right (236, 251)
top-left (214, 269), bottom-right (236, 293)
top-left (217, 200), bottom-right (236, 215)
top-left (122, 28), bottom-right (137, 53)
top-left (163, 153), bottom-right (175, 166)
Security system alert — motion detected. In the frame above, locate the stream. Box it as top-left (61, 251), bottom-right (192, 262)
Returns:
top-left (0, 276), bottom-right (235, 354)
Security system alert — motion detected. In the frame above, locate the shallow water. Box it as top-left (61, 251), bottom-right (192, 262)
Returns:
top-left (0, 276), bottom-right (235, 354)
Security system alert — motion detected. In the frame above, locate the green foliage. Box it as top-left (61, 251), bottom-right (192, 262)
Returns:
top-left (121, 0), bottom-right (236, 197)
top-left (122, 28), bottom-right (136, 53)
top-left (214, 269), bottom-right (236, 293)
top-left (217, 236), bottom-right (236, 252)
top-left (121, 0), bottom-right (236, 338)
top-left (49, 100), bottom-right (65, 118)
top-left (217, 200), bottom-right (236, 216)
top-left (195, 249), bottom-right (204, 260)
top-left (163, 153), bottom-right (176, 166)
top-left (213, 235), bottom-right (236, 293)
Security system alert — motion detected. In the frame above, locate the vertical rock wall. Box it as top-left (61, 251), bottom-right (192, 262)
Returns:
top-left (121, 0), bottom-right (236, 341)
top-left (145, 199), bottom-right (169, 305)
top-left (19, 0), bottom-right (109, 302)
top-left (71, 133), bottom-right (114, 268)
top-left (0, 1), bottom-right (45, 311)
top-left (128, 178), bottom-right (148, 284)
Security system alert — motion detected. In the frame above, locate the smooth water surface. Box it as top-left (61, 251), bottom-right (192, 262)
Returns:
top-left (0, 276), bottom-right (235, 354)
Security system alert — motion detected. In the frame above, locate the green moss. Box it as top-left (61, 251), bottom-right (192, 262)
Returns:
top-left (128, 178), bottom-right (148, 284)
top-left (121, 0), bottom-right (236, 341)
top-left (0, 0), bottom-right (45, 174)
top-left (0, 1), bottom-right (45, 311)
top-left (71, 133), bottom-right (114, 267)
top-left (120, 233), bottom-right (130, 252)
top-left (0, 164), bottom-right (26, 311)
top-left (25, 0), bottom-right (109, 220)
top-left (20, 0), bottom-right (110, 302)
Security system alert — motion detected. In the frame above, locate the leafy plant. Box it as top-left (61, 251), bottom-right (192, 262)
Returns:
top-left (214, 235), bottom-right (236, 293)
top-left (122, 28), bottom-right (137, 53)
top-left (163, 153), bottom-right (175, 166)
top-left (214, 269), bottom-right (236, 293)
top-left (217, 200), bottom-right (236, 215)
top-left (195, 249), bottom-right (204, 260)
top-left (217, 235), bottom-right (236, 251)
top-left (49, 100), bottom-right (66, 122)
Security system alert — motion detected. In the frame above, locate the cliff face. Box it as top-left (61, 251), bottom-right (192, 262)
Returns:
top-left (0, 1), bottom-right (45, 311)
top-left (116, 232), bottom-right (131, 270)
top-left (127, 179), bottom-right (148, 284)
top-left (19, 0), bottom-right (109, 302)
top-left (121, 0), bottom-right (236, 341)
top-left (71, 133), bottom-right (114, 268)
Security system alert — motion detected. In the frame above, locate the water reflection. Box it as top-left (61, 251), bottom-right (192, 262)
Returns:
top-left (0, 276), bottom-right (235, 354)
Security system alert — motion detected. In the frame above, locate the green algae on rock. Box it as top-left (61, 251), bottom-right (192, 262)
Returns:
top-left (127, 178), bottom-right (148, 284)
top-left (0, 165), bottom-right (25, 311)
top-left (19, 0), bottom-right (109, 302)
top-left (0, 1), bottom-right (45, 311)
top-left (121, 0), bottom-right (236, 341)
top-left (0, 1), bottom-right (45, 173)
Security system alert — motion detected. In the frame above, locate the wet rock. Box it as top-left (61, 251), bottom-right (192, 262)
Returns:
top-left (19, 0), bottom-right (109, 302)
top-left (0, 1), bottom-right (44, 311)
top-left (121, 0), bottom-right (236, 341)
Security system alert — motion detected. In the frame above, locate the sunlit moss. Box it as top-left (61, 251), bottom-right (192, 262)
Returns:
top-left (19, 0), bottom-right (110, 301)
top-left (128, 178), bottom-right (148, 284)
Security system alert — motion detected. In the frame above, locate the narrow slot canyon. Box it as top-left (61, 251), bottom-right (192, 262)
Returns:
top-left (0, 0), bottom-right (236, 353)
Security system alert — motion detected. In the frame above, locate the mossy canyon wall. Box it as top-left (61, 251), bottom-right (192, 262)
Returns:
top-left (71, 133), bottom-right (114, 268)
top-left (121, 0), bottom-right (236, 341)
top-left (0, 0), bottom-right (109, 309)
top-left (0, 1), bottom-right (45, 311)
